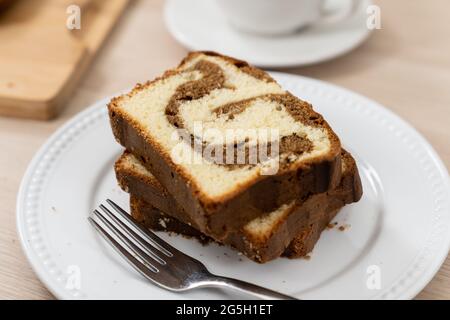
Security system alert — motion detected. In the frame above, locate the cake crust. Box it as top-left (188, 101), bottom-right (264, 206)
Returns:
top-left (130, 197), bottom-right (340, 259)
top-left (108, 51), bottom-right (342, 239)
top-left (116, 150), bottom-right (362, 262)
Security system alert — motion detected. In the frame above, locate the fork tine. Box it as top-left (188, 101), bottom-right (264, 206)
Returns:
top-left (93, 209), bottom-right (164, 268)
top-left (106, 199), bottom-right (180, 257)
top-left (98, 205), bottom-right (167, 265)
top-left (88, 217), bottom-right (160, 277)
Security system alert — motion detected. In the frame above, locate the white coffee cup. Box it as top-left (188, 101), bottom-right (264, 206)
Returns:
top-left (215, 0), bottom-right (360, 36)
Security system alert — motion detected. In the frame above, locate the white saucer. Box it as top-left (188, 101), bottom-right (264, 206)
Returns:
top-left (164, 0), bottom-right (373, 68)
top-left (17, 73), bottom-right (450, 299)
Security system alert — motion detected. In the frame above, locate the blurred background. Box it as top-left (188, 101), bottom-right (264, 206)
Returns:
top-left (0, 0), bottom-right (449, 299)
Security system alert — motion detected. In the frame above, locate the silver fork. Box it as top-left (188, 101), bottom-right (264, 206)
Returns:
top-left (88, 199), bottom-right (296, 300)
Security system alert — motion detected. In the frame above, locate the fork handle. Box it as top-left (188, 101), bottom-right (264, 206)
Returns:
top-left (204, 274), bottom-right (298, 300)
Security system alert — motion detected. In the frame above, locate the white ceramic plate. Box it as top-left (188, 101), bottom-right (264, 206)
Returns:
top-left (17, 73), bottom-right (450, 300)
top-left (164, 0), bottom-right (372, 68)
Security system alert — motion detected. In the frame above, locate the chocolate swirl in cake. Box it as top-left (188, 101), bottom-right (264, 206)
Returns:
top-left (164, 59), bottom-right (314, 168)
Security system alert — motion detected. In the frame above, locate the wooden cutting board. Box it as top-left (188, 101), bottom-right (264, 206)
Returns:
top-left (0, 0), bottom-right (129, 120)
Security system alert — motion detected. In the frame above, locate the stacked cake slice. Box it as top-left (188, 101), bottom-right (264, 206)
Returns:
top-left (108, 51), bottom-right (362, 263)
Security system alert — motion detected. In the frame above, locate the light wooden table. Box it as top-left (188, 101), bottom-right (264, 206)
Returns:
top-left (0, 0), bottom-right (449, 299)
